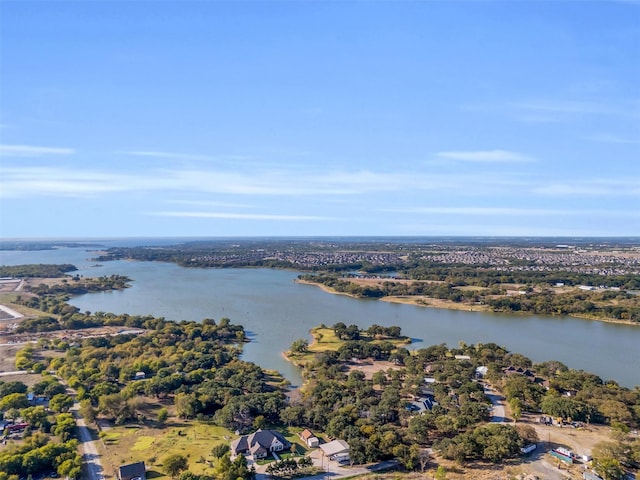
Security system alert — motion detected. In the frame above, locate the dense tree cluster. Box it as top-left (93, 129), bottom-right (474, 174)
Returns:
top-left (591, 437), bottom-right (640, 480)
top-left (0, 434), bottom-right (82, 479)
top-left (23, 274), bottom-right (130, 296)
top-left (300, 272), bottom-right (640, 322)
top-left (400, 261), bottom-right (640, 290)
top-left (487, 290), bottom-right (640, 322)
top-left (281, 325), bottom-right (508, 466)
top-left (435, 424), bottom-right (523, 463)
top-left (43, 314), bottom-right (284, 432)
top-left (0, 264), bottom-right (77, 278)
top-left (0, 376), bottom-right (81, 480)
top-left (496, 361), bottom-right (640, 427)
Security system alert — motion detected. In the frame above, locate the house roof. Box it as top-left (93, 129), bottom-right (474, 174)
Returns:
top-left (320, 439), bottom-right (350, 457)
top-left (118, 461), bottom-right (145, 479)
top-left (231, 429), bottom-right (290, 455)
top-left (411, 397), bottom-right (436, 412)
top-left (300, 428), bottom-right (317, 440)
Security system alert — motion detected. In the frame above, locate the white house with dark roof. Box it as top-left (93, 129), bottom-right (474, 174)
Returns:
top-left (230, 429), bottom-right (291, 459)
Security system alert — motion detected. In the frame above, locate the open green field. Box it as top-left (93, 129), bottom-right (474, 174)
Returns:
top-left (100, 421), bottom-right (234, 478)
top-left (99, 421), bottom-right (310, 479)
top-left (0, 292), bottom-right (45, 319)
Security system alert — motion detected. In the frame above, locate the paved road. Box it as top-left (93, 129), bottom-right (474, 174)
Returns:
top-left (73, 406), bottom-right (105, 480)
top-left (61, 377), bottom-right (106, 480)
top-left (0, 370), bottom-right (28, 376)
top-left (484, 386), bottom-right (577, 478)
top-left (255, 459), bottom-right (399, 480)
top-left (0, 303), bottom-right (23, 319)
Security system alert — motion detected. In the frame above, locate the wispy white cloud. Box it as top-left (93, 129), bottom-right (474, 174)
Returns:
top-left (150, 211), bottom-right (336, 221)
top-left (463, 98), bottom-right (640, 123)
top-left (509, 99), bottom-right (640, 123)
top-left (4, 162), bottom-right (632, 203)
top-left (511, 100), bottom-right (619, 116)
top-left (0, 167), bottom-right (123, 197)
top-left (123, 150), bottom-right (213, 161)
top-left (122, 150), bottom-right (260, 164)
top-left (397, 223), bottom-right (608, 237)
top-left (436, 150), bottom-right (532, 163)
top-left (534, 180), bottom-right (640, 196)
top-left (381, 207), bottom-right (640, 217)
top-left (166, 200), bottom-right (257, 209)
top-left (586, 134), bottom-right (640, 145)
top-left (0, 144), bottom-right (75, 157)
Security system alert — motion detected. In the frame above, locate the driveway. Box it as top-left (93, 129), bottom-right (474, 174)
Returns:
top-left (484, 384), bottom-right (508, 423)
top-left (73, 405), bottom-right (106, 480)
top-left (253, 449), bottom-right (399, 480)
top-left (60, 375), bottom-right (106, 480)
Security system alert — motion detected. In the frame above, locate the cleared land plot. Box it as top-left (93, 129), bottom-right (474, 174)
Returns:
top-left (99, 421), bottom-right (308, 479)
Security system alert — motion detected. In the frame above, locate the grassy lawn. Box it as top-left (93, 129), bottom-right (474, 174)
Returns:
top-left (307, 327), bottom-right (343, 353)
top-left (100, 421), bottom-right (234, 479)
top-left (287, 326), bottom-right (411, 368)
top-left (0, 293), bottom-right (46, 318)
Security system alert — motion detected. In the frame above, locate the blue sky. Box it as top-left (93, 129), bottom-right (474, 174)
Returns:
top-left (1, 1), bottom-right (639, 238)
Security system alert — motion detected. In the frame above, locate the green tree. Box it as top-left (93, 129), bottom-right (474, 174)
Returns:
top-left (435, 465), bottom-right (448, 480)
top-left (0, 393), bottom-right (29, 411)
top-left (163, 454), bottom-right (188, 479)
top-left (289, 339), bottom-right (309, 354)
top-left (79, 399), bottom-right (96, 424)
top-left (57, 456), bottom-right (82, 479)
top-left (211, 443), bottom-right (230, 458)
top-left (49, 394), bottom-right (74, 413)
top-left (20, 406), bottom-right (49, 429)
top-left (157, 407), bottom-right (168, 423)
top-left (53, 413), bottom-right (76, 441)
top-left (594, 457), bottom-right (625, 480)
top-left (509, 397), bottom-right (523, 423)
top-left (252, 415), bottom-right (266, 430)
top-left (174, 392), bottom-right (198, 419)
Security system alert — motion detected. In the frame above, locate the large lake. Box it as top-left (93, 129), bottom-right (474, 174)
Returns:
top-left (2, 245), bottom-right (639, 388)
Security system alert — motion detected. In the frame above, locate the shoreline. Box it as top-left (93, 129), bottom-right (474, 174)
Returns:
top-left (295, 279), bottom-right (640, 327)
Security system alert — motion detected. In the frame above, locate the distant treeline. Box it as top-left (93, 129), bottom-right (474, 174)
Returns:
top-left (399, 261), bottom-right (640, 289)
top-left (0, 264), bottom-right (78, 278)
top-left (24, 274), bottom-right (130, 295)
top-left (299, 273), bottom-right (640, 323)
top-left (0, 241), bottom-right (102, 251)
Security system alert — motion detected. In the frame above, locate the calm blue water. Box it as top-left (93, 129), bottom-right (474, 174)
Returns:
top-left (1, 244), bottom-right (639, 388)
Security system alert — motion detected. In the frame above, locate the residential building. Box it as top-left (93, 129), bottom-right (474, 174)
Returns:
top-left (118, 461), bottom-right (146, 480)
top-left (230, 429), bottom-right (290, 459)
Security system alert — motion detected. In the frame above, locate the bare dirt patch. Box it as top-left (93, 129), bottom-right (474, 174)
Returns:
top-left (344, 359), bottom-right (404, 380)
top-left (381, 295), bottom-right (491, 312)
top-left (0, 344), bottom-right (22, 372)
top-left (0, 371), bottom-right (45, 388)
top-left (522, 414), bottom-right (612, 456)
top-left (348, 277), bottom-right (443, 287)
top-left (0, 325), bottom-right (142, 346)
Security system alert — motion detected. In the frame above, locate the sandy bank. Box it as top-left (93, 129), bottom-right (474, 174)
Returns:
top-left (295, 279), bottom-right (639, 327)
